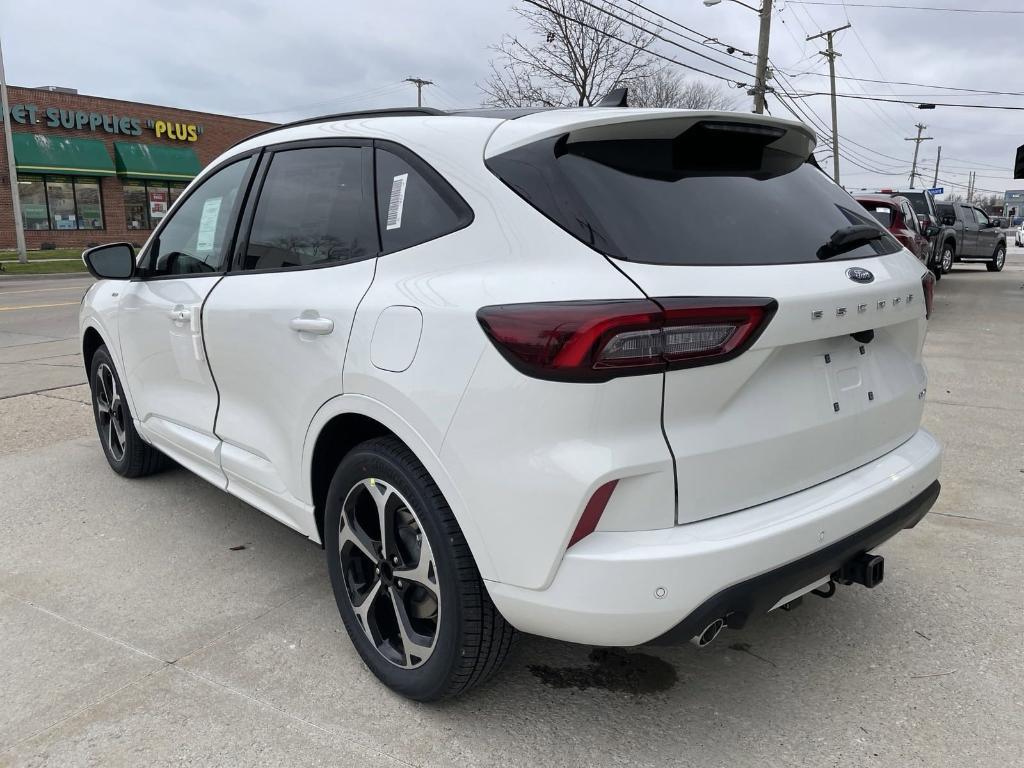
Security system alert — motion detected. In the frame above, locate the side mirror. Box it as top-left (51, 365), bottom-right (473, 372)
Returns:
top-left (925, 224), bottom-right (940, 237)
top-left (82, 243), bottom-right (135, 280)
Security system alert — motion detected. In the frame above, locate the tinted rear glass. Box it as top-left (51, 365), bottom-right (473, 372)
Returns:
top-left (863, 205), bottom-right (893, 228)
top-left (900, 192), bottom-right (930, 216)
top-left (488, 132), bottom-right (900, 265)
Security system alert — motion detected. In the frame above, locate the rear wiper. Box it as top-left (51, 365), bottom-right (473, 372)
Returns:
top-left (817, 224), bottom-right (884, 260)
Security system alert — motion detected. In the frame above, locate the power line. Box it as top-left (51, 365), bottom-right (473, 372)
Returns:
top-left (787, 92), bottom-right (1024, 110)
top-left (784, 70), bottom-right (1024, 97)
top-left (234, 82), bottom-right (407, 117)
top-left (785, 1), bottom-right (1024, 13)
top-left (519, 0), bottom-right (749, 85)
top-left (575, 0), bottom-right (755, 79)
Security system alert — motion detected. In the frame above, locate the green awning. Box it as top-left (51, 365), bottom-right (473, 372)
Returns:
top-left (12, 133), bottom-right (115, 176)
top-left (113, 142), bottom-right (201, 181)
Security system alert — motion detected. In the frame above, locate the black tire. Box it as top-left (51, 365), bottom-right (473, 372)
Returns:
top-left (325, 436), bottom-right (516, 701)
top-left (89, 345), bottom-right (169, 477)
top-left (987, 244), bottom-right (1006, 272)
top-left (940, 243), bottom-right (955, 274)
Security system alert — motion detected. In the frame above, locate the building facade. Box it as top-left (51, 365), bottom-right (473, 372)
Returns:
top-left (0, 86), bottom-right (272, 250)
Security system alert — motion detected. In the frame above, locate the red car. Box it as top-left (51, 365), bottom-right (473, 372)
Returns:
top-left (855, 194), bottom-right (931, 265)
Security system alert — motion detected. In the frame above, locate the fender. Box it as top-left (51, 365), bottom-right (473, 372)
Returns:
top-left (302, 392), bottom-right (498, 581)
top-left (80, 284), bottom-right (142, 420)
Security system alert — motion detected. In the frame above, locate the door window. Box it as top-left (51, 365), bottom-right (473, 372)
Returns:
top-left (973, 208), bottom-right (990, 227)
top-left (139, 157), bottom-right (253, 278)
top-left (241, 146), bottom-right (376, 271)
top-left (902, 202), bottom-right (919, 233)
top-left (375, 146), bottom-right (472, 254)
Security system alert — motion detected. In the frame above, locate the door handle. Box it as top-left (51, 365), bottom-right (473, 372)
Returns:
top-left (289, 316), bottom-right (334, 335)
top-left (168, 307), bottom-right (191, 323)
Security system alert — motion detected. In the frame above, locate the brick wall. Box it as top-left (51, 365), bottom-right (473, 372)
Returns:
top-left (0, 86), bottom-right (273, 250)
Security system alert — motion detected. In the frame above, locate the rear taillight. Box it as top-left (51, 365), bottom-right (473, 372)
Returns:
top-left (477, 297), bottom-right (777, 382)
top-left (922, 272), bottom-right (935, 319)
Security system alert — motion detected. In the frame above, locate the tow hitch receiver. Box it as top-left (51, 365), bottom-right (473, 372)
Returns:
top-left (835, 552), bottom-right (885, 588)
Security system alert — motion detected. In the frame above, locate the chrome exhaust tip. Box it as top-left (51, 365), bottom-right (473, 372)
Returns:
top-left (689, 618), bottom-right (725, 648)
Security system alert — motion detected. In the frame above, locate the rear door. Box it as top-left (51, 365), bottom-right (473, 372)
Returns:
top-left (959, 203), bottom-right (981, 255)
top-left (201, 142), bottom-right (378, 536)
top-left (486, 114), bottom-right (930, 524)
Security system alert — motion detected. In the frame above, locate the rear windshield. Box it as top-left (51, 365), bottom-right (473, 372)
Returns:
top-left (862, 205), bottom-right (894, 228)
top-left (900, 192), bottom-right (931, 216)
top-left (487, 131), bottom-right (901, 265)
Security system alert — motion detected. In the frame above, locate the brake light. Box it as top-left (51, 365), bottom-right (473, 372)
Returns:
top-left (477, 297), bottom-right (777, 382)
top-left (922, 272), bottom-right (935, 319)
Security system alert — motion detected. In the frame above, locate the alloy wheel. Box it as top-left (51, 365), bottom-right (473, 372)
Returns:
top-left (995, 247), bottom-right (1005, 269)
top-left (338, 478), bottom-right (440, 669)
top-left (95, 362), bottom-right (126, 462)
top-left (941, 247), bottom-right (953, 273)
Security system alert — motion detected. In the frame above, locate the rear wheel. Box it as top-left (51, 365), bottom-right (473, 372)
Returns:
top-left (987, 244), bottom-right (1006, 272)
top-left (89, 345), bottom-right (168, 477)
top-left (325, 437), bottom-right (516, 701)
top-left (940, 243), bottom-right (954, 274)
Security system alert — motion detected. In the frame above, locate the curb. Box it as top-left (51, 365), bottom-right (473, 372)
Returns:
top-left (0, 271), bottom-right (91, 281)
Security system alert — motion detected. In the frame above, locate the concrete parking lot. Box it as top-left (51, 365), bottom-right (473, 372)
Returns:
top-left (1, 255), bottom-right (1022, 767)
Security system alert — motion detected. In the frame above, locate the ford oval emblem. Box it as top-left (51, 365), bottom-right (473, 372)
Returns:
top-left (846, 267), bottom-right (874, 284)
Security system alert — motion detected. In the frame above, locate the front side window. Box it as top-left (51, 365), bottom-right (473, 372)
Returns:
top-left (140, 157), bottom-right (252, 278)
top-left (374, 147), bottom-right (472, 254)
top-left (17, 176), bottom-right (49, 230)
top-left (973, 208), bottom-right (990, 227)
top-left (242, 146), bottom-right (376, 271)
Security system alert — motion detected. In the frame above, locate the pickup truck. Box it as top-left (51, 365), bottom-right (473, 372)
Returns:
top-left (872, 188), bottom-right (949, 278)
top-left (935, 202), bottom-right (1007, 272)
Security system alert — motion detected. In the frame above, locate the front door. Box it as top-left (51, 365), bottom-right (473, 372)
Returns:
top-left (201, 143), bottom-right (378, 535)
top-left (118, 155), bottom-right (256, 486)
top-left (972, 207), bottom-right (998, 257)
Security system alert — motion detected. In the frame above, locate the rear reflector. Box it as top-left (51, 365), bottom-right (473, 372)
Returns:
top-left (477, 297), bottom-right (776, 382)
top-left (568, 480), bottom-right (618, 548)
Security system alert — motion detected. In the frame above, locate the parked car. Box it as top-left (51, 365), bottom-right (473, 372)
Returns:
top-left (855, 194), bottom-right (934, 265)
top-left (79, 107), bottom-right (942, 701)
top-left (936, 202), bottom-right (1008, 272)
top-left (1016, 222), bottom-right (1024, 247)
top-left (873, 188), bottom-right (949, 277)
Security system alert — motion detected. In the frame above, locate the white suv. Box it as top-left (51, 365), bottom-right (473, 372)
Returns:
top-left (80, 106), bottom-right (942, 701)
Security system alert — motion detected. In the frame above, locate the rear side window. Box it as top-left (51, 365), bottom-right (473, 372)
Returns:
top-left (487, 129), bottom-right (900, 265)
top-left (242, 146), bottom-right (376, 271)
top-left (374, 146), bottom-right (472, 254)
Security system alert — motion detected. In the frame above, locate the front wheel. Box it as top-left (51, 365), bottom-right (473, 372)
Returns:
top-left (987, 244), bottom-right (1006, 272)
top-left (940, 244), bottom-right (954, 274)
top-left (89, 345), bottom-right (169, 477)
top-left (325, 437), bottom-right (516, 701)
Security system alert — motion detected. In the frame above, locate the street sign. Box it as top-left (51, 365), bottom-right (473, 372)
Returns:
top-left (927, 187), bottom-right (944, 195)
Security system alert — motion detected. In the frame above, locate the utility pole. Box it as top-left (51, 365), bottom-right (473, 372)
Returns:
top-left (807, 23), bottom-right (851, 185)
top-left (752, 0), bottom-right (773, 115)
top-left (906, 122), bottom-right (933, 189)
top-left (966, 171), bottom-right (975, 203)
top-left (404, 77), bottom-right (433, 107)
top-left (0, 38), bottom-right (27, 263)
top-left (932, 145), bottom-right (941, 188)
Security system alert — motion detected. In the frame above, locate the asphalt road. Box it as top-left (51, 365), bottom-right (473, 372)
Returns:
top-left (0, 256), bottom-right (1022, 767)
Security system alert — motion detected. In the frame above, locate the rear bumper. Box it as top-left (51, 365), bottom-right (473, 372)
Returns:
top-left (486, 428), bottom-right (942, 646)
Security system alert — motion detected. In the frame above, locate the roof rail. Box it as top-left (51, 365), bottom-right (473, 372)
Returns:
top-left (231, 107), bottom-right (447, 148)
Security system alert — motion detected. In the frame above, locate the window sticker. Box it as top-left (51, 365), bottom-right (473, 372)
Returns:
top-left (196, 197), bottom-right (222, 252)
top-left (386, 173), bottom-right (408, 230)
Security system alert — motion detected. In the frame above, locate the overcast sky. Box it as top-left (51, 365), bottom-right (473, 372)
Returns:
top-left (2, 0), bottom-right (1020, 199)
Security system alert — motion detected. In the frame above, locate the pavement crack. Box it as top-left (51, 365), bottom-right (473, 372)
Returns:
top-left (0, 383), bottom-right (90, 401)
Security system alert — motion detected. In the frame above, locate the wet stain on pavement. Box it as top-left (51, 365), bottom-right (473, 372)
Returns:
top-left (529, 648), bottom-right (677, 694)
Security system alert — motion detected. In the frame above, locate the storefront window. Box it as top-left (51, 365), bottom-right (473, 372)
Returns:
top-left (17, 175), bottom-right (104, 231)
top-left (46, 177), bottom-right (77, 230)
top-left (18, 177), bottom-right (49, 230)
top-left (74, 179), bottom-right (104, 230)
top-left (123, 182), bottom-right (148, 230)
top-left (122, 180), bottom-right (188, 229)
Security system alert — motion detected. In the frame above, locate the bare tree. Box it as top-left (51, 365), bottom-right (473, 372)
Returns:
top-left (480, 0), bottom-right (655, 108)
top-left (629, 66), bottom-right (737, 110)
